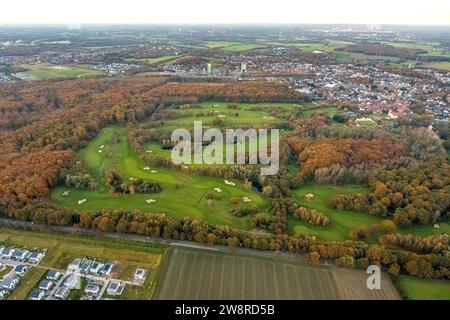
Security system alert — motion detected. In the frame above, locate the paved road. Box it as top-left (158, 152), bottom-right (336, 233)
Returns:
top-left (0, 218), bottom-right (311, 264)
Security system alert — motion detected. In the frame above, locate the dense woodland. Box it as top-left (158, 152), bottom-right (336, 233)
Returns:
top-left (0, 76), bottom-right (449, 280)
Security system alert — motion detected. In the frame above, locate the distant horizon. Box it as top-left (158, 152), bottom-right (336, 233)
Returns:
top-left (0, 23), bottom-right (449, 28)
top-left (1, 0), bottom-right (449, 26)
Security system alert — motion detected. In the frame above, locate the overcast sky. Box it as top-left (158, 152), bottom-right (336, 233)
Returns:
top-left (0, 0), bottom-right (449, 25)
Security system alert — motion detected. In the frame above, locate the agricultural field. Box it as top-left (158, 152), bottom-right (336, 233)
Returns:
top-left (153, 247), bottom-right (400, 300)
top-left (130, 55), bottom-right (184, 65)
top-left (222, 43), bottom-right (265, 52)
top-left (394, 276), bottom-right (450, 300)
top-left (205, 41), bottom-right (264, 51)
top-left (289, 184), bottom-right (450, 241)
top-left (21, 63), bottom-right (103, 79)
top-left (51, 126), bottom-right (268, 229)
top-left (424, 61), bottom-right (450, 71)
top-left (0, 227), bottom-right (166, 300)
top-left (205, 41), bottom-right (242, 48)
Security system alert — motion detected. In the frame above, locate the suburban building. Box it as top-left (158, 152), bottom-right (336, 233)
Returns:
top-left (100, 263), bottom-right (113, 276)
top-left (107, 280), bottom-right (124, 296)
top-left (89, 261), bottom-right (103, 275)
top-left (0, 289), bottom-right (8, 300)
top-left (68, 258), bottom-right (82, 272)
top-left (1, 248), bottom-right (14, 259)
top-left (39, 279), bottom-right (53, 291)
top-left (13, 265), bottom-right (28, 276)
top-left (54, 287), bottom-right (71, 300)
top-left (63, 274), bottom-right (80, 289)
top-left (29, 290), bottom-right (45, 300)
top-left (47, 270), bottom-right (61, 281)
top-left (12, 249), bottom-right (28, 261)
top-left (1, 277), bottom-right (20, 291)
top-left (28, 252), bottom-right (45, 264)
top-left (134, 269), bottom-right (146, 281)
top-left (85, 284), bottom-right (100, 296)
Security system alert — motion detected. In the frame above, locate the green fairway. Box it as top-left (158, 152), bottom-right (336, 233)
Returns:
top-left (394, 276), bottom-right (450, 300)
top-left (289, 184), bottom-right (379, 241)
top-left (289, 184), bottom-right (450, 241)
top-left (22, 63), bottom-right (103, 79)
top-left (51, 126), bottom-right (268, 229)
top-left (127, 54), bottom-right (183, 64)
top-left (151, 101), bottom-right (310, 134)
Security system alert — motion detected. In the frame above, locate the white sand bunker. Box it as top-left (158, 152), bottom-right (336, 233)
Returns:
top-left (214, 187), bottom-right (223, 193)
top-left (218, 114), bottom-right (226, 118)
top-left (150, 170), bottom-right (158, 174)
top-left (99, 145), bottom-right (105, 149)
top-left (143, 167), bottom-right (150, 171)
top-left (77, 199), bottom-right (87, 205)
top-left (62, 191), bottom-right (71, 197)
top-left (242, 196), bottom-right (252, 203)
top-left (98, 150), bottom-right (103, 153)
top-left (146, 150), bottom-right (153, 153)
top-left (224, 180), bottom-right (236, 186)
top-left (146, 199), bottom-right (156, 204)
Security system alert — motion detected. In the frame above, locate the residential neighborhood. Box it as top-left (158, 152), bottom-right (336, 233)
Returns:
top-left (0, 245), bottom-right (147, 300)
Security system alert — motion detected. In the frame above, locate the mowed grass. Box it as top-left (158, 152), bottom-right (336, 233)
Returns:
top-left (22, 63), bottom-right (103, 79)
top-left (0, 227), bottom-right (166, 300)
top-left (289, 184), bottom-right (379, 241)
top-left (394, 276), bottom-right (450, 300)
top-left (159, 101), bottom-right (299, 132)
top-left (153, 247), bottom-right (400, 300)
top-left (7, 268), bottom-right (47, 300)
top-left (51, 126), bottom-right (268, 229)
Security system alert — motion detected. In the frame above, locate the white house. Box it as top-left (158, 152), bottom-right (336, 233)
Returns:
top-left (107, 281), bottom-right (123, 296)
top-left (134, 269), bottom-right (146, 281)
top-left (12, 249), bottom-right (28, 261)
top-left (68, 259), bottom-right (82, 272)
top-left (13, 265), bottom-right (28, 276)
top-left (28, 252), bottom-right (44, 264)
top-left (47, 270), bottom-right (61, 281)
top-left (54, 287), bottom-right (71, 300)
top-left (63, 274), bottom-right (80, 289)
top-left (39, 280), bottom-right (53, 291)
top-left (1, 248), bottom-right (14, 259)
top-left (1, 277), bottom-right (20, 290)
top-left (100, 263), bottom-right (113, 276)
top-left (89, 261), bottom-right (103, 275)
top-left (85, 284), bottom-right (100, 296)
top-left (29, 290), bottom-right (45, 300)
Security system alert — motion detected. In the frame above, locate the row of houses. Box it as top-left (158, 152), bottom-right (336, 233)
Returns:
top-left (68, 258), bottom-right (114, 276)
top-left (0, 246), bottom-right (45, 264)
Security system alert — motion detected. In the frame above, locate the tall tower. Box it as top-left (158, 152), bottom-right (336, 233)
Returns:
top-left (207, 63), bottom-right (212, 75)
top-left (240, 62), bottom-right (247, 74)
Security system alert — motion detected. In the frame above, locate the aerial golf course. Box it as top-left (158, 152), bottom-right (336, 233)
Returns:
top-left (51, 126), bottom-right (268, 229)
